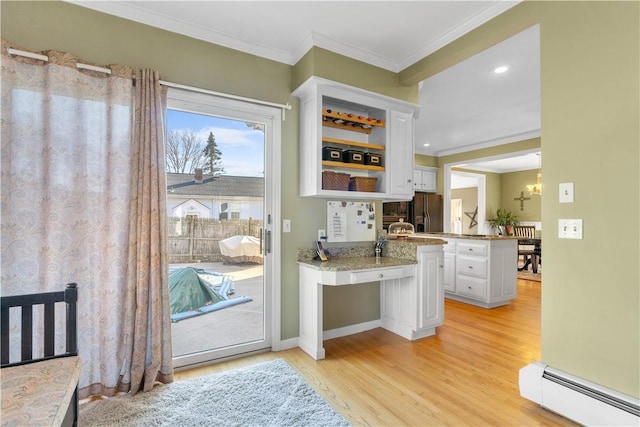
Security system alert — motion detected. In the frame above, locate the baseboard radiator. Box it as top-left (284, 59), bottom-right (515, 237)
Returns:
top-left (520, 361), bottom-right (640, 426)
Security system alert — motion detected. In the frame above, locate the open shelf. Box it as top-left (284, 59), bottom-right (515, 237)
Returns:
top-left (322, 109), bottom-right (385, 128)
top-left (322, 120), bottom-right (371, 134)
top-left (322, 160), bottom-right (385, 172)
top-left (322, 136), bottom-right (385, 151)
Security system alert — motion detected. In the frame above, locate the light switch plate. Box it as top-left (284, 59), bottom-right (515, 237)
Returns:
top-left (559, 182), bottom-right (574, 203)
top-left (558, 219), bottom-right (583, 239)
top-left (283, 219), bottom-right (291, 233)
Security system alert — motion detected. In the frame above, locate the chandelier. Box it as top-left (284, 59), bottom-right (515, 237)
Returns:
top-left (526, 153), bottom-right (542, 195)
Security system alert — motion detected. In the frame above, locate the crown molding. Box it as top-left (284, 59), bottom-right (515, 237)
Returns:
top-left (68, 1), bottom-right (520, 72)
top-left (417, 129), bottom-right (540, 157)
top-left (66, 1), bottom-right (296, 64)
top-left (398, 1), bottom-right (521, 70)
top-left (303, 31), bottom-right (400, 72)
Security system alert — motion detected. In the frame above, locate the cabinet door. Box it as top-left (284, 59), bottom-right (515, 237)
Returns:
top-left (421, 170), bottom-right (437, 192)
top-left (413, 169), bottom-right (423, 190)
top-left (387, 111), bottom-right (414, 198)
top-left (417, 249), bottom-right (444, 330)
top-left (443, 252), bottom-right (456, 292)
top-left (381, 277), bottom-right (414, 329)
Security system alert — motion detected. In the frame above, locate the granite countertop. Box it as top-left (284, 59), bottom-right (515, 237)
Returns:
top-left (412, 232), bottom-right (518, 241)
top-left (298, 256), bottom-right (416, 271)
top-left (297, 237), bottom-right (447, 269)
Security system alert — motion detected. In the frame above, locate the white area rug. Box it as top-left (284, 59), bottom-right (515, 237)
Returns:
top-left (80, 359), bottom-right (348, 427)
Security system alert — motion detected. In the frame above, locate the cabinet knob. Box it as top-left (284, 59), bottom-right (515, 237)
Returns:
top-left (379, 273), bottom-right (384, 278)
top-left (468, 286), bottom-right (472, 290)
top-left (439, 265), bottom-right (443, 268)
top-left (468, 266), bottom-right (473, 269)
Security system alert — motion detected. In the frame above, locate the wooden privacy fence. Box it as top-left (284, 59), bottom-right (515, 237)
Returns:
top-left (167, 217), bottom-right (263, 263)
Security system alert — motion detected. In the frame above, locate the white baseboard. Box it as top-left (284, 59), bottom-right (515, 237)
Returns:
top-left (274, 320), bottom-right (381, 354)
top-left (323, 320), bottom-right (381, 340)
top-left (274, 336), bottom-right (299, 351)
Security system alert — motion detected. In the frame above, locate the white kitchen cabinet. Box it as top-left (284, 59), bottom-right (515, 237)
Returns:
top-left (443, 237), bottom-right (517, 308)
top-left (413, 166), bottom-right (438, 192)
top-left (416, 245), bottom-right (444, 331)
top-left (381, 244), bottom-right (444, 340)
top-left (387, 111), bottom-right (415, 198)
top-left (293, 76), bottom-right (419, 200)
top-left (443, 252), bottom-right (456, 293)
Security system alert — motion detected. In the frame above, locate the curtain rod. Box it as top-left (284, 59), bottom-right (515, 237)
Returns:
top-left (6, 47), bottom-right (292, 120)
top-left (7, 48), bottom-right (113, 74)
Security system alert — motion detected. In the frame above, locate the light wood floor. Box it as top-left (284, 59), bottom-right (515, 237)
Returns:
top-left (175, 279), bottom-right (576, 426)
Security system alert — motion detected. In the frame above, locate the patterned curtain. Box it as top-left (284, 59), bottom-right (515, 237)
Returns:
top-left (0, 42), bottom-right (173, 397)
top-left (123, 69), bottom-right (173, 393)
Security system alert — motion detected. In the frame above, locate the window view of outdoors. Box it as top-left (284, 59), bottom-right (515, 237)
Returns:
top-left (165, 109), bottom-right (266, 361)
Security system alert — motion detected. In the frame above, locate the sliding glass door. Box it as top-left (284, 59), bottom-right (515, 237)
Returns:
top-left (165, 88), bottom-right (278, 368)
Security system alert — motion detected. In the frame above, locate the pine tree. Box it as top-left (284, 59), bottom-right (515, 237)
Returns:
top-left (202, 132), bottom-right (225, 175)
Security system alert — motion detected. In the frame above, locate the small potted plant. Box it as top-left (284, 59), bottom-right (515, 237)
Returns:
top-left (488, 208), bottom-right (519, 235)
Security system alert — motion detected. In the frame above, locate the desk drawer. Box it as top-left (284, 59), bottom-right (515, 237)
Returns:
top-left (457, 242), bottom-right (488, 256)
top-left (456, 255), bottom-right (487, 279)
top-left (350, 267), bottom-right (410, 284)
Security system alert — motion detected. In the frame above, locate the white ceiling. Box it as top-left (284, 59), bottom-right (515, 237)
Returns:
top-left (417, 24), bottom-right (540, 158)
top-left (69, 1), bottom-right (539, 172)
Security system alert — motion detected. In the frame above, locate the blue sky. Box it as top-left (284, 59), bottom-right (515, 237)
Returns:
top-left (166, 109), bottom-right (264, 177)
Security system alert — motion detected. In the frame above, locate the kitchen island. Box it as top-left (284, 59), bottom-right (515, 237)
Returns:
top-left (297, 238), bottom-right (445, 360)
top-left (406, 233), bottom-right (518, 308)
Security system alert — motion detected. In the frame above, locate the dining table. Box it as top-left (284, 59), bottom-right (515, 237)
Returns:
top-left (518, 238), bottom-right (542, 273)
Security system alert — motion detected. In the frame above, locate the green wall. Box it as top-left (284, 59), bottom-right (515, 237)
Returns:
top-left (538, 1), bottom-right (639, 398)
top-left (3, 0), bottom-right (638, 399)
top-left (414, 153), bottom-right (439, 168)
top-left (293, 47), bottom-right (417, 102)
top-left (501, 170), bottom-right (540, 222)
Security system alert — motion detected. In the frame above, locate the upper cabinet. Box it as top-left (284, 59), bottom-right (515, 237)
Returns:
top-left (293, 77), bottom-right (420, 200)
top-left (413, 166), bottom-right (438, 193)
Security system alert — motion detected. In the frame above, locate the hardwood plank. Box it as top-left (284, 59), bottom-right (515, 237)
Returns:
top-left (175, 279), bottom-right (576, 426)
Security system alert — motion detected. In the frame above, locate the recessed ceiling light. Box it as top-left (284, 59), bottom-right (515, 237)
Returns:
top-left (493, 65), bottom-right (509, 74)
top-left (423, 143), bottom-right (430, 147)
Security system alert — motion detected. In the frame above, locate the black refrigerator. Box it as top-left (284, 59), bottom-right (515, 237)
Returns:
top-left (411, 192), bottom-right (443, 233)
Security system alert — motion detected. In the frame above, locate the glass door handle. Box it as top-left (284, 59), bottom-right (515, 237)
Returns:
top-left (263, 229), bottom-right (271, 255)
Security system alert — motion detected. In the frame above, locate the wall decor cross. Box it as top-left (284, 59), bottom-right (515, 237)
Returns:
top-left (514, 191), bottom-right (531, 211)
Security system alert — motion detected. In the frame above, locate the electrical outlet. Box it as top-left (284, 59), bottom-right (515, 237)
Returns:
top-left (318, 229), bottom-right (326, 240)
top-left (558, 219), bottom-right (583, 239)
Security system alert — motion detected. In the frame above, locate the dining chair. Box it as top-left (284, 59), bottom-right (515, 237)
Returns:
top-left (513, 225), bottom-right (537, 270)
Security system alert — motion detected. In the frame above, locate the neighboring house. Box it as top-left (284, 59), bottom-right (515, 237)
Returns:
top-left (166, 170), bottom-right (264, 220)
